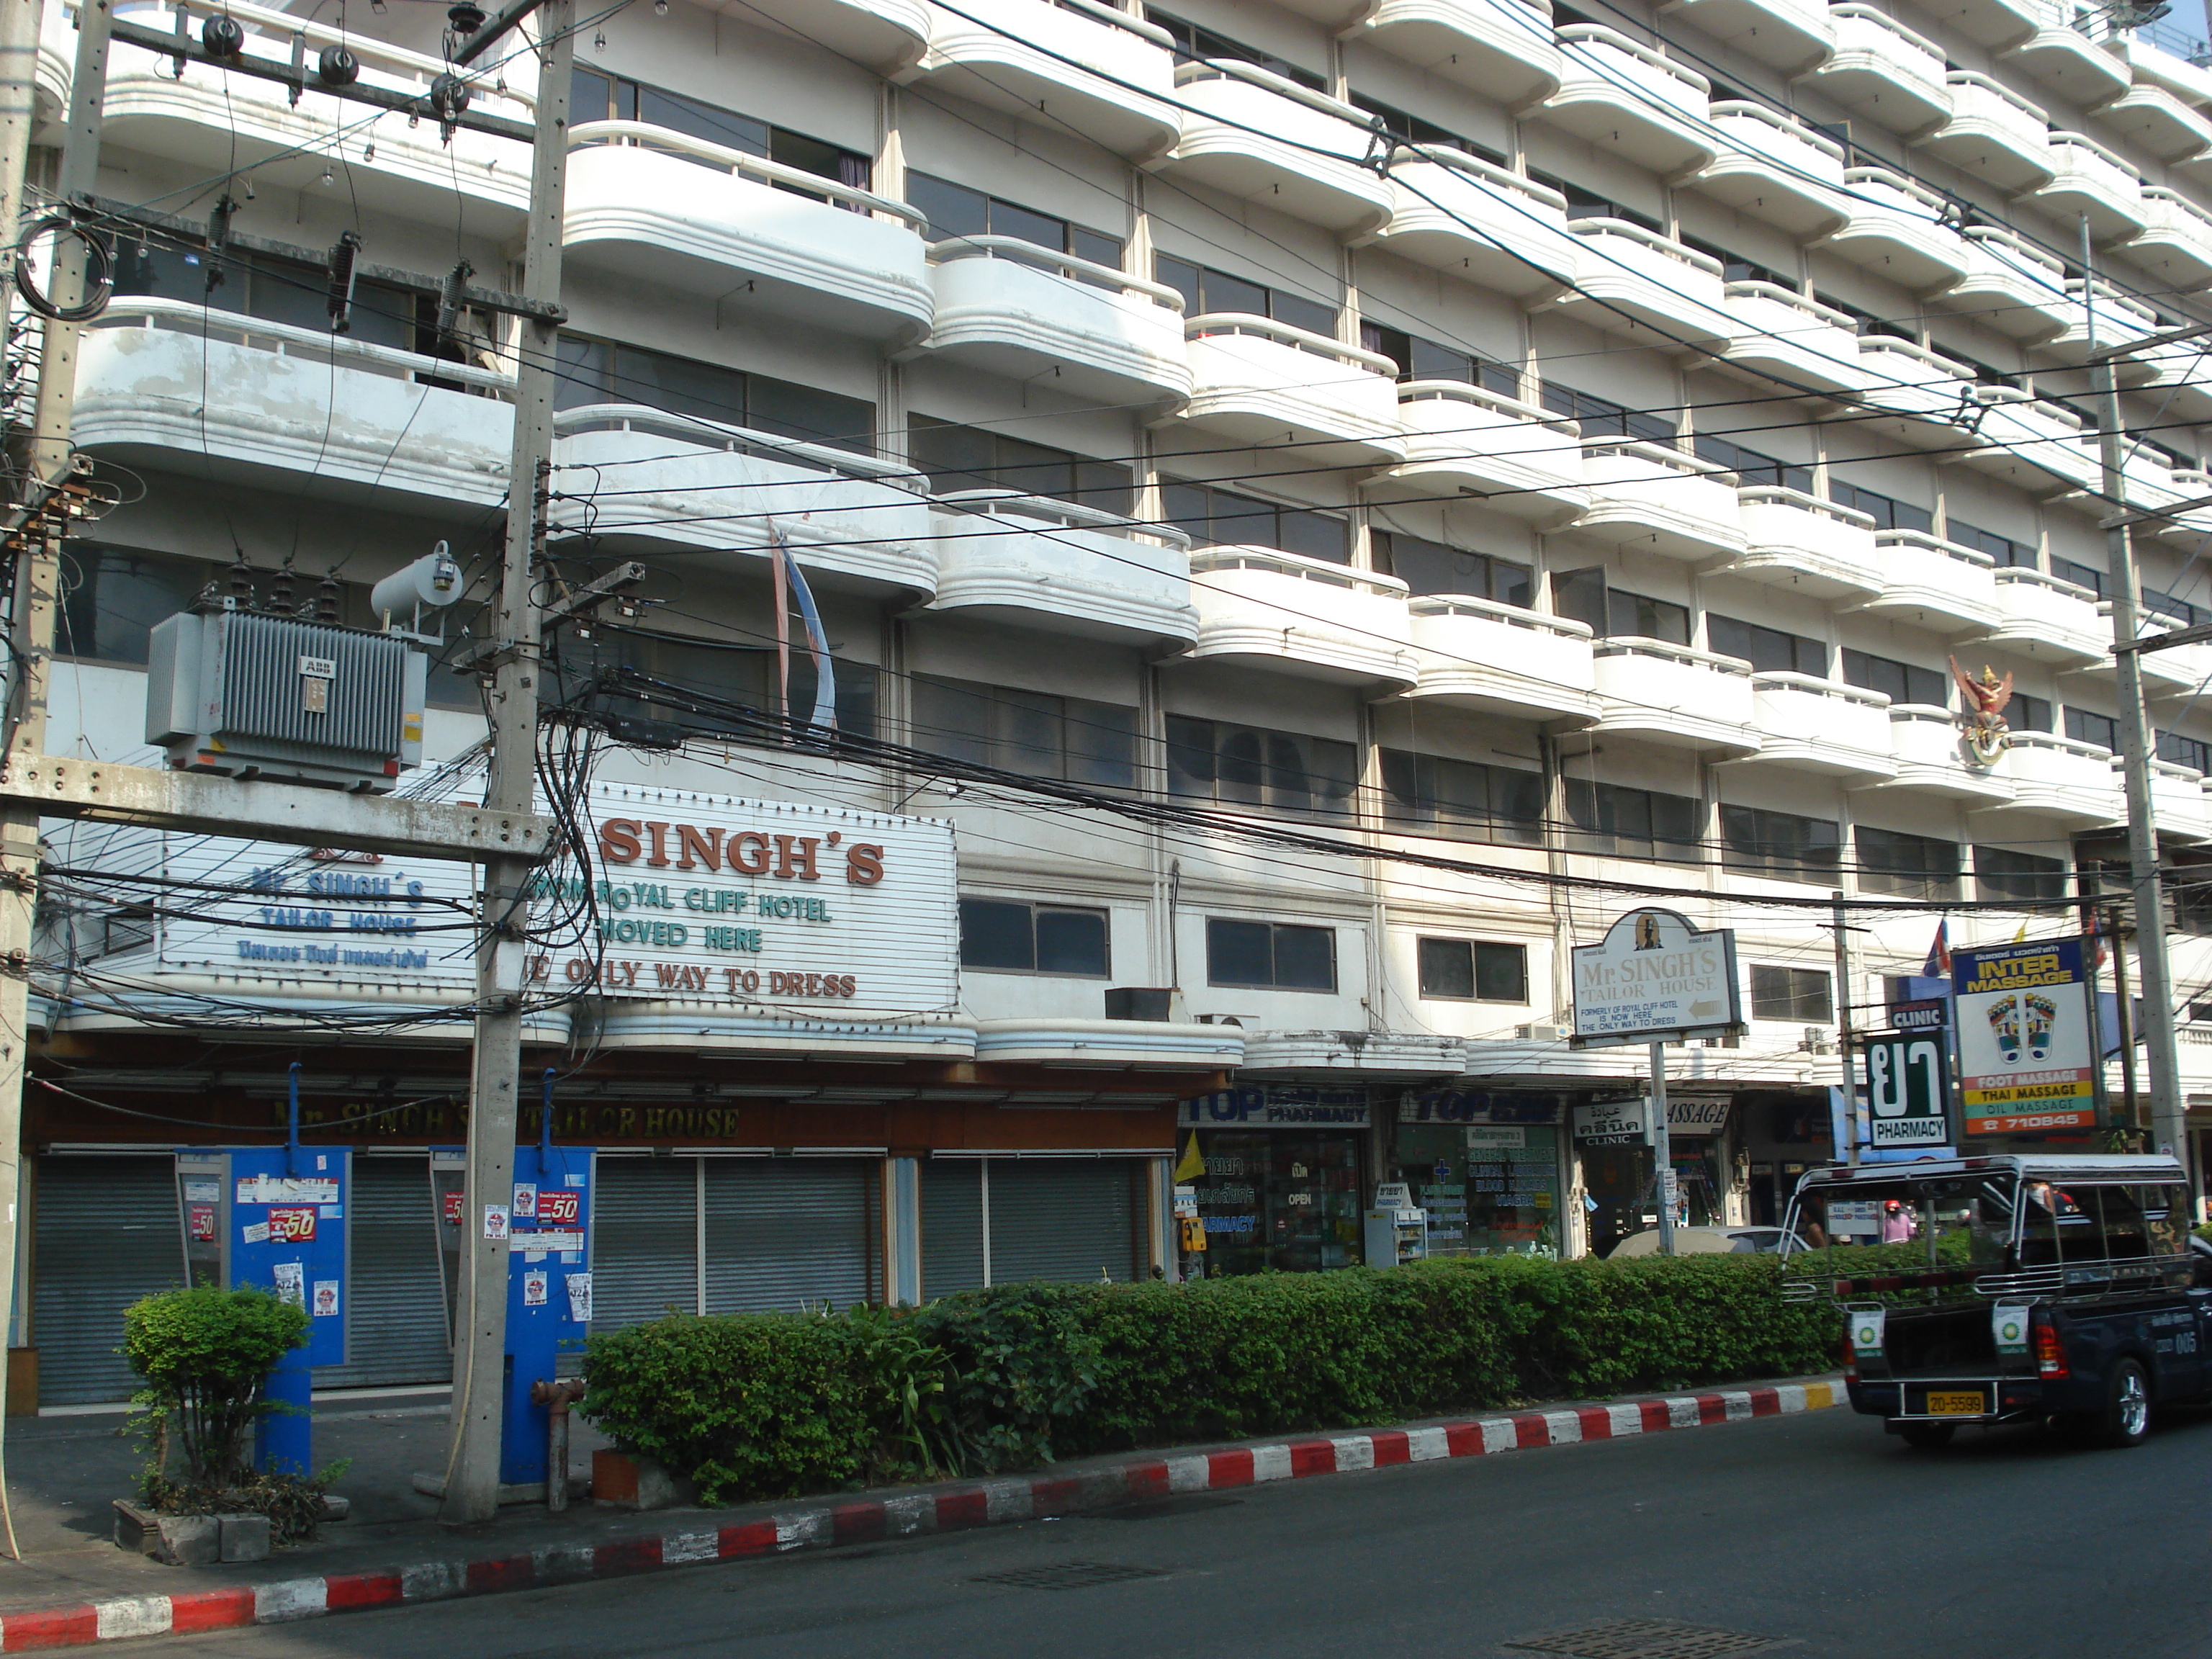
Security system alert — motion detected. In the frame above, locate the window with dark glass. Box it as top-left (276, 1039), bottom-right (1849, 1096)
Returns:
top-left (1926, 343), bottom-right (2019, 389)
top-left (1721, 805), bottom-right (1841, 881)
top-left (1707, 616), bottom-right (1825, 676)
top-left (114, 244), bottom-right (415, 351)
top-left (1682, 235), bottom-right (1793, 289)
top-left (1161, 481), bottom-right (1348, 562)
top-left (1843, 649), bottom-right (1946, 708)
top-left (1946, 518), bottom-right (2036, 566)
top-left (58, 548), bottom-right (210, 665)
top-left (1527, 169), bottom-right (1663, 233)
top-left (1154, 256), bottom-right (1336, 336)
top-left (1750, 964), bottom-right (1833, 1021)
top-left (1147, 8), bottom-right (1326, 89)
top-left (1539, 382), bottom-right (1676, 444)
top-left (552, 626), bottom-right (878, 739)
top-left (1563, 780), bottom-right (1703, 863)
top-left (570, 68), bottom-right (871, 189)
top-left (2010, 691), bottom-right (2052, 733)
top-left (909, 417), bottom-right (1132, 515)
top-left (2175, 860), bottom-right (2212, 937)
top-left (556, 334), bottom-right (874, 451)
top-left (1349, 91), bottom-right (1506, 164)
top-left (1167, 716), bottom-right (1357, 818)
top-left (2064, 707), bottom-right (2121, 751)
top-left (1417, 937), bottom-right (1527, 1002)
top-left (2051, 557), bottom-right (2106, 596)
top-left (903, 172), bottom-right (1123, 273)
top-left (911, 675), bottom-right (1138, 788)
top-left (1813, 291), bottom-right (1915, 343)
top-left (1829, 482), bottom-right (1933, 534)
top-left (1207, 918), bottom-right (1336, 990)
top-left (1551, 570), bottom-right (1690, 644)
top-left (1857, 827), bottom-right (1961, 900)
top-left (959, 898), bottom-right (1110, 976)
top-left (2159, 732), bottom-right (2212, 773)
top-left (1372, 532), bottom-right (1529, 605)
top-left (1975, 845), bottom-right (2069, 903)
top-left (1358, 324), bottom-right (1520, 397)
top-left (1693, 435), bottom-right (1814, 493)
top-left (2144, 589), bottom-right (2209, 629)
top-left (1380, 750), bottom-right (1542, 845)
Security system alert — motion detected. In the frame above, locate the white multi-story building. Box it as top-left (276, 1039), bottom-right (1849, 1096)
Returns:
top-left (14, 0), bottom-right (2212, 1403)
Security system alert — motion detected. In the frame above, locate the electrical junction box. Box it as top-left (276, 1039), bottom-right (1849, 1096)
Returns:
top-left (145, 601), bottom-right (427, 791)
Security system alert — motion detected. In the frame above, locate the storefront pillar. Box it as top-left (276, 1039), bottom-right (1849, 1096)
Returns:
top-left (886, 1156), bottom-right (922, 1307)
top-left (1146, 1156), bottom-right (1176, 1281)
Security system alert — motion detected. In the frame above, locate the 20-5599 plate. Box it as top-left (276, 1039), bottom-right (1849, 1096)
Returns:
top-left (1924, 1390), bottom-right (1987, 1416)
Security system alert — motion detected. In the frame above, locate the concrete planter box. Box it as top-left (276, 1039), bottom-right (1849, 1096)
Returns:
top-left (592, 1449), bottom-right (697, 1511)
top-left (113, 1501), bottom-right (271, 1565)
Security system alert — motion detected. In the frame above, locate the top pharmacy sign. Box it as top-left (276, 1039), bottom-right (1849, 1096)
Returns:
top-left (1570, 908), bottom-right (1742, 1048)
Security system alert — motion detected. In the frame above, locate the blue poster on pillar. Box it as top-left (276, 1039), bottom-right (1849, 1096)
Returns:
top-left (501, 1145), bottom-right (592, 1486)
top-left (228, 1147), bottom-right (349, 1369)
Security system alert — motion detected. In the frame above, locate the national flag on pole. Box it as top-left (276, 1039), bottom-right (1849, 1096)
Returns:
top-left (768, 531), bottom-right (837, 731)
top-left (1174, 1133), bottom-right (1205, 1183)
top-left (1923, 920), bottom-right (1951, 978)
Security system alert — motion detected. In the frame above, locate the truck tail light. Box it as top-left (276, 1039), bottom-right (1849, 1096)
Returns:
top-left (2033, 1318), bottom-right (2070, 1380)
top-left (1841, 1331), bottom-right (1857, 1383)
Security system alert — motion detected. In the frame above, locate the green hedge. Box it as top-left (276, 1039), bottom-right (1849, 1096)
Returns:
top-left (581, 1256), bottom-right (1838, 1506)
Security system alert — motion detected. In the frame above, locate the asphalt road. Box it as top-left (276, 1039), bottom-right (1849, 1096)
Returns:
top-left (124, 1401), bottom-right (2212, 1658)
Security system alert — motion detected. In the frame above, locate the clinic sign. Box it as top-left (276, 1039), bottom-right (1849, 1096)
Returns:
top-left (153, 783), bottom-right (958, 1017)
top-left (1951, 937), bottom-right (2095, 1135)
top-left (1570, 909), bottom-right (1741, 1047)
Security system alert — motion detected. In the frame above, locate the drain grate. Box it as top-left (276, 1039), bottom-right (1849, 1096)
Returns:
top-left (1506, 1618), bottom-right (1786, 1659)
top-left (971, 1562), bottom-right (1171, 1592)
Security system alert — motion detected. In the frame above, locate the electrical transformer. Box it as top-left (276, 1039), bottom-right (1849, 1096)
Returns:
top-left (145, 600), bottom-right (428, 791)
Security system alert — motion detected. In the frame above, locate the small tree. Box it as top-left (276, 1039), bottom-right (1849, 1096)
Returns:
top-left (123, 1287), bottom-right (306, 1501)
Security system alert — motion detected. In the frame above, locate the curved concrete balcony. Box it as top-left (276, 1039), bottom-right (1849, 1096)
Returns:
top-left (1915, 73), bottom-right (2055, 192)
top-left (910, 238), bottom-right (1190, 407)
top-left (1936, 228), bottom-right (2072, 342)
top-left (2079, 601), bottom-right (2197, 696)
top-left (1722, 487), bottom-right (1881, 601)
top-left (1185, 548), bottom-right (1417, 690)
top-left (2147, 475), bottom-right (2212, 551)
top-left (1364, 151), bottom-right (1580, 298)
top-left (1576, 440), bottom-right (1745, 559)
top-left (565, 126), bottom-right (931, 344)
top-left (1851, 338), bottom-right (1982, 451)
top-left (1714, 284), bottom-right (1873, 395)
top-left (1721, 674), bottom-right (1896, 779)
top-left (2128, 190), bottom-right (2212, 291)
top-left (2095, 83), bottom-right (2212, 163)
top-left (73, 300), bottom-right (512, 513)
top-left (94, 1), bottom-right (531, 237)
top-left (1859, 704), bottom-right (2015, 804)
top-left (1164, 318), bottom-right (1406, 467)
top-left (1975, 566), bottom-right (2107, 664)
top-left (2041, 279), bottom-right (2165, 372)
top-left (1689, 105), bottom-right (1849, 236)
top-left (1547, 220), bottom-right (1731, 347)
top-left (971, 1018), bottom-right (1246, 1070)
top-left (1820, 168), bottom-right (1969, 292)
top-left (2002, 19), bottom-right (2131, 107)
top-left (900, 0), bottom-right (1178, 157)
top-left (1151, 62), bottom-right (1395, 233)
top-left (549, 405), bottom-right (935, 600)
top-left (1540, 26), bottom-right (1716, 176)
top-left (1347, 0), bottom-right (1564, 108)
top-left (1797, 6), bottom-right (1950, 136)
top-left (925, 490), bottom-right (1197, 649)
top-left (1854, 530), bottom-right (2000, 634)
top-left (1588, 637), bottom-right (1760, 753)
top-left (2136, 347), bottom-right (2212, 421)
top-left (1403, 597), bottom-right (1599, 723)
top-left (2055, 441), bottom-right (2183, 522)
top-left (1961, 392), bottom-right (2098, 493)
top-left (1370, 382), bottom-right (1588, 526)
top-left (738, 0), bottom-right (931, 72)
top-left (1978, 731), bottom-right (2121, 827)
top-left (2028, 132), bottom-right (2146, 246)
top-left (2143, 759), bottom-right (2212, 841)
top-left (1917, 0), bottom-right (2037, 53)
top-left (1658, 0), bottom-right (1831, 71)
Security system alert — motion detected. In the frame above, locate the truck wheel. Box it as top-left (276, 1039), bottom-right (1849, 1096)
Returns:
top-left (2098, 1359), bottom-right (2152, 1449)
top-left (1898, 1423), bottom-right (1954, 1449)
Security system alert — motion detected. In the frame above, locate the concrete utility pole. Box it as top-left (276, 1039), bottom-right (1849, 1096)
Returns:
top-left (441, 0), bottom-right (573, 1525)
top-left (1832, 891), bottom-right (1860, 1167)
top-left (2081, 216), bottom-right (2186, 1166)
top-left (1647, 1039), bottom-right (1675, 1254)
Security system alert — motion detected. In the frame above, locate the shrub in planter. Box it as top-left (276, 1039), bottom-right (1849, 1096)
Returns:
top-left (909, 1283), bottom-right (1099, 1473)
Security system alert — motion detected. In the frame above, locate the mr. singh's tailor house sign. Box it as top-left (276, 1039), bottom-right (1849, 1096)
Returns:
top-left (1570, 908), bottom-right (1741, 1047)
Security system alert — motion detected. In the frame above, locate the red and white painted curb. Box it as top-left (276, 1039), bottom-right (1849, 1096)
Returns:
top-left (0, 1379), bottom-right (1840, 1650)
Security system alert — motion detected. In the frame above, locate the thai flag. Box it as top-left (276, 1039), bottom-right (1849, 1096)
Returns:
top-left (1923, 921), bottom-right (1951, 978)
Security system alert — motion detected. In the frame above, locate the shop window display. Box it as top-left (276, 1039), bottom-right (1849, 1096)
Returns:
top-left (1394, 1123), bottom-right (1563, 1256)
top-left (1187, 1132), bottom-right (1364, 1274)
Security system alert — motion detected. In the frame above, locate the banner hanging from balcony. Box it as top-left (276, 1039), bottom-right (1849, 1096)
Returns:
top-left (1951, 936), bottom-right (2096, 1136)
top-left (1568, 907), bottom-right (1741, 1048)
top-left (149, 783), bottom-right (959, 1017)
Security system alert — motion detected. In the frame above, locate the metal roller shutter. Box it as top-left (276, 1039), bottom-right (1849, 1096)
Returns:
top-left (592, 1158), bottom-right (698, 1331)
top-left (36, 1156), bottom-right (184, 1406)
top-left (317, 1156), bottom-right (448, 1390)
top-left (703, 1159), bottom-right (879, 1316)
top-left (920, 1161), bottom-right (984, 1300)
top-left (985, 1160), bottom-right (1141, 1286)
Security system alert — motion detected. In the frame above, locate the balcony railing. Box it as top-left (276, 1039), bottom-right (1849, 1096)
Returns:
top-left (1367, 148), bottom-right (1580, 297)
top-left (1803, 6), bottom-right (1951, 135)
top-left (1917, 71), bottom-right (2056, 192)
top-left (1730, 673), bottom-right (1896, 779)
top-left (1717, 282), bottom-right (1872, 395)
top-left (1858, 529), bottom-right (2000, 633)
top-left (2030, 131), bottom-right (2146, 243)
top-left (1174, 315), bottom-right (1406, 464)
top-left (1377, 380), bottom-right (1588, 526)
top-left (1979, 566), bottom-right (2107, 664)
top-left (1658, 0), bottom-right (1832, 72)
top-left (1728, 487), bottom-right (1881, 599)
top-left (1853, 336), bottom-right (1982, 449)
top-left (1156, 60), bottom-right (1396, 234)
top-left (1998, 731), bottom-right (2123, 827)
top-left (1404, 596), bottom-right (1599, 724)
top-left (1552, 219), bottom-right (1730, 346)
top-left (927, 488), bottom-right (1197, 647)
top-left (1578, 439), bottom-right (1744, 558)
top-left (1868, 703), bottom-right (2014, 804)
top-left (1589, 637), bottom-right (1760, 752)
top-left (1542, 25), bottom-right (1717, 175)
top-left (2128, 189), bottom-right (2212, 292)
top-left (1938, 226), bottom-right (2072, 342)
top-left (1186, 547), bottom-right (1417, 688)
top-left (2002, 5), bottom-right (2132, 105)
top-left (1349, 0), bottom-right (1564, 107)
top-left (902, 0), bottom-right (1179, 157)
top-left (1963, 390), bottom-right (2098, 492)
top-left (1692, 104), bottom-right (1849, 235)
top-left (2095, 83), bottom-right (2212, 163)
top-left (1823, 168), bottom-right (1969, 293)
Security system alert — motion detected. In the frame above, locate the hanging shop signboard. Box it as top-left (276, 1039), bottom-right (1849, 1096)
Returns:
top-left (1951, 938), bottom-right (2096, 1136)
top-left (1863, 1032), bottom-right (1951, 1148)
top-left (1570, 909), bottom-right (1741, 1048)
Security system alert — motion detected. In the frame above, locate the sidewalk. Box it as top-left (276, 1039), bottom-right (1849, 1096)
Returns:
top-left (0, 1374), bottom-right (1843, 1650)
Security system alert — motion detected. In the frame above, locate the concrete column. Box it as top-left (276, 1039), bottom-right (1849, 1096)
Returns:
top-left (886, 1156), bottom-right (921, 1305)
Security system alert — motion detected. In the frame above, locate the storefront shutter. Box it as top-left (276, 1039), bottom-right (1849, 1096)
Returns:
top-left (703, 1159), bottom-right (878, 1316)
top-left (920, 1160), bottom-right (984, 1299)
top-left (593, 1157), bottom-right (698, 1331)
top-left (986, 1160), bottom-right (1141, 1286)
top-left (35, 1156), bottom-right (183, 1406)
top-left (315, 1156), bottom-right (449, 1390)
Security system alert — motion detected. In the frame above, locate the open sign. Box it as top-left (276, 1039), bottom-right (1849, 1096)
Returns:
top-left (538, 1189), bottom-right (580, 1226)
top-left (267, 1207), bottom-right (318, 1243)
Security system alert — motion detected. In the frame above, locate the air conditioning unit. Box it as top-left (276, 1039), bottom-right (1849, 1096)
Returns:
top-left (1801, 1025), bottom-right (1836, 1055)
top-left (145, 599), bottom-right (427, 792)
top-left (1194, 1013), bottom-right (1253, 1027)
top-left (1516, 1022), bottom-right (1571, 1042)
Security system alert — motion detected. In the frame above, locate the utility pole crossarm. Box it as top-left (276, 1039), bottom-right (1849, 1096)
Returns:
top-left (2080, 318), bottom-right (2212, 367)
top-left (2113, 618), bottom-right (2212, 657)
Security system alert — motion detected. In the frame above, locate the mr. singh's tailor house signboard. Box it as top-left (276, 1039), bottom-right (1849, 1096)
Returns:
top-left (153, 784), bottom-right (959, 1017)
top-left (1570, 908), bottom-right (1741, 1047)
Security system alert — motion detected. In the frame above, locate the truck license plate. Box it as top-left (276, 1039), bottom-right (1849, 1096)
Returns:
top-left (1925, 1391), bottom-right (1987, 1416)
